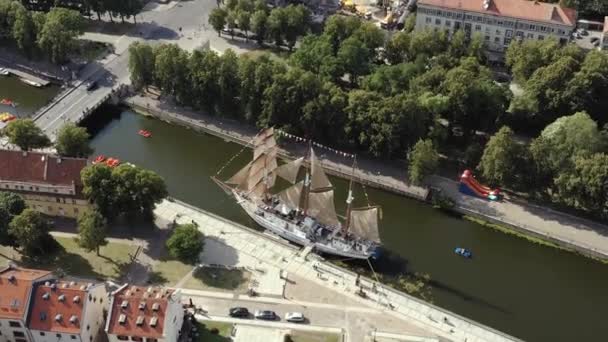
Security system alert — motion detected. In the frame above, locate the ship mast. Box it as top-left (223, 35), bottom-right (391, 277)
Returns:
top-left (300, 140), bottom-right (313, 215)
top-left (343, 156), bottom-right (357, 233)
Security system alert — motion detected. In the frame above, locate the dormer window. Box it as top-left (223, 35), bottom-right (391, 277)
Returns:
top-left (42, 293), bottom-right (50, 300)
top-left (139, 302), bottom-right (146, 310)
top-left (73, 296), bottom-right (80, 303)
top-left (55, 314), bottom-right (62, 322)
top-left (118, 314), bottom-right (126, 325)
top-left (136, 316), bottom-right (144, 326)
top-left (152, 303), bottom-right (160, 311)
top-left (149, 317), bottom-right (158, 327)
top-left (58, 294), bottom-right (66, 302)
top-left (69, 315), bottom-right (78, 324)
top-left (121, 300), bottom-right (128, 308)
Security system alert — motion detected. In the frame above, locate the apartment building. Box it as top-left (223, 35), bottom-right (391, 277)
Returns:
top-left (105, 285), bottom-right (183, 342)
top-left (28, 280), bottom-right (108, 342)
top-left (415, 0), bottom-right (577, 53)
top-left (0, 150), bottom-right (91, 219)
top-left (0, 266), bottom-right (52, 342)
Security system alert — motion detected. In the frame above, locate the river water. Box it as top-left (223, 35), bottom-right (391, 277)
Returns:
top-left (0, 76), bottom-right (60, 117)
top-left (2, 76), bottom-right (607, 341)
top-left (86, 108), bottom-right (608, 342)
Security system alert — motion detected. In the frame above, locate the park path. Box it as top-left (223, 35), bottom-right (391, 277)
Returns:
top-left (126, 94), bottom-right (608, 260)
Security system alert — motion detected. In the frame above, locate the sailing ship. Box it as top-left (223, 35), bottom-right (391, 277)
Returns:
top-left (212, 128), bottom-right (381, 259)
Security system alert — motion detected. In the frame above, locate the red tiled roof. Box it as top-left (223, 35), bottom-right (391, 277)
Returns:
top-left (107, 285), bottom-right (175, 339)
top-left (29, 281), bottom-right (93, 334)
top-left (0, 150), bottom-right (86, 187)
top-left (0, 266), bottom-right (51, 319)
top-left (419, 0), bottom-right (576, 26)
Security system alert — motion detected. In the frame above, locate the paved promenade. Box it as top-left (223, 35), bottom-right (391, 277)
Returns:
top-left (128, 95), bottom-right (608, 260)
top-left (154, 199), bottom-right (521, 342)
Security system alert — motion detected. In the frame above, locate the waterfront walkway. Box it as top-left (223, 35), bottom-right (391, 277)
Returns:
top-left (155, 198), bottom-right (521, 342)
top-left (126, 94), bottom-right (608, 260)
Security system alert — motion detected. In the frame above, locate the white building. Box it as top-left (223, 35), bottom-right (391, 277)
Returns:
top-left (0, 266), bottom-right (52, 342)
top-left (27, 280), bottom-right (108, 342)
top-left (415, 0), bottom-right (577, 53)
top-left (105, 285), bottom-right (183, 342)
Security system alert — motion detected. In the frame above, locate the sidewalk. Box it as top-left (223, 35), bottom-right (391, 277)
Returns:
top-left (127, 94), bottom-right (608, 260)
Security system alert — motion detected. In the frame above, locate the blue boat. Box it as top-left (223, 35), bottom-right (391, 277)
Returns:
top-left (454, 247), bottom-right (472, 258)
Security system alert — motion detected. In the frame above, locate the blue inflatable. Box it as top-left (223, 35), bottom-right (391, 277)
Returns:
top-left (454, 247), bottom-right (472, 258)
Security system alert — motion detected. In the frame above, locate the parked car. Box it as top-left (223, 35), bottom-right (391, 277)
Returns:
top-left (593, 40), bottom-right (600, 47)
top-left (85, 80), bottom-right (97, 91)
top-left (285, 312), bottom-right (305, 323)
top-left (229, 307), bottom-right (249, 318)
top-left (591, 37), bottom-right (600, 43)
top-left (254, 310), bottom-right (277, 320)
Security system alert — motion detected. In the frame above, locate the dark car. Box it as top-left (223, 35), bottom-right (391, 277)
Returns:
top-left (254, 310), bottom-right (277, 320)
top-left (85, 80), bottom-right (97, 91)
top-left (229, 307), bottom-right (249, 318)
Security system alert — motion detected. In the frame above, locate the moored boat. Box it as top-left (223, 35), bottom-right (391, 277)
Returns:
top-left (213, 128), bottom-right (382, 259)
top-left (455, 247), bottom-right (472, 258)
top-left (105, 158), bottom-right (121, 168)
top-left (20, 78), bottom-right (43, 88)
top-left (92, 155), bottom-right (106, 164)
top-left (138, 129), bottom-right (152, 138)
top-left (0, 68), bottom-right (9, 76)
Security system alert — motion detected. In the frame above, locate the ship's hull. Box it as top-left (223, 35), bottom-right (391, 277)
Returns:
top-left (235, 192), bottom-right (379, 260)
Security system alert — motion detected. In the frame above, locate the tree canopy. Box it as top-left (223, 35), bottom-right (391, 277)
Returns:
top-left (408, 139), bottom-right (439, 185)
top-left (166, 223), bottom-right (204, 264)
top-left (9, 209), bottom-right (53, 258)
top-left (55, 123), bottom-right (93, 158)
top-left (77, 210), bottom-right (108, 255)
top-left (3, 119), bottom-right (51, 151)
top-left (0, 191), bottom-right (25, 246)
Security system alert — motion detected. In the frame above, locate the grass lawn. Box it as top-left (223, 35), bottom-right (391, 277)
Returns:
top-left (0, 236), bottom-right (136, 281)
top-left (242, 49), bottom-right (289, 63)
top-left (287, 332), bottom-right (341, 342)
top-left (183, 266), bottom-right (250, 292)
top-left (149, 259), bottom-right (195, 286)
top-left (195, 321), bottom-right (233, 342)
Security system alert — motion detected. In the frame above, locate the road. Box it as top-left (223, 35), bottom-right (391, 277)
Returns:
top-left (183, 290), bottom-right (439, 342)
top-left (33, 0), bottom-right (230, 141)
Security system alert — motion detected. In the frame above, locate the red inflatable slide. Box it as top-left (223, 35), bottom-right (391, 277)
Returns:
top-left (459, 170), bottom-right (501, 201)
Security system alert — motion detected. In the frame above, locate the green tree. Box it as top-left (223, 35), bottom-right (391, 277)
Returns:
top-left (81, 164), bottom-right (117, 218)
top-left (218, 49), bottom-right (241, 114)
top-left (352, 22), bottom-right (384, 53)
top-left (563, 50), bottom-right (608, 122)
top-left (225, 0), bottom-right (238, 10)
top-left (128, 41), bottom-right (155, 90)
top-left (408, 139), bottom-right (439, 185)
top-left (266, 6), bottom-right (287, 46)
top-left (208, 7), bottom-right (227, 36)
top-left (8, 209), bottom-right (52, 258)
top-left (384, 31), bottom-right (411, 65)
top-left (111, 164), bottom-right (168, 220)
top-left (188, 49), bottom-right (221, 111)
top-left (236, 0), bottom-right (253, 12)
top-left (477, 126), bottom-right (525, 187)
top-left (283, 4), bottom-right (310, 50)
top-left (226, 10), bottom-right (238, 39)
top-left (251, 9), bottom-right (267, 45)
top-left (12, 4), bottom-right (36, 55)
top-left (323, 14), bottom-right (361, 54)
top-left (238, 10), bottom-right (250, 41)
top-left (3, 119), bottom-right (51, 151)
top-left (0, 191), bottom-right (25, 246)
top-left (338, 37), bottom-right (370, 85)
top-left (166, 223), bottom-right (204, 264)
top-left (154, 44), bottom-right (189, 102)
top-left (408, 28), bottom-right (448, 59)
top-left (362, 62), bottom-right (424, 96)
top-left (77, 210), bottom-right (107, 255)
top-left (505, 39), bottom-right (566, 83)
top-left (37, 8), bottom-right (85, 63)
top-left (253, 0), bottom-right (267, 12)
top-left (55, 123), bottom-right (93, 158)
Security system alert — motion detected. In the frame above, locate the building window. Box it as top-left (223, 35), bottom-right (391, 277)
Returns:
top-left (57, 334), bottom-right (61, 338)
top-left (72, 199), bottom-right (76, 204)
top-left (117, 336), bottom-right (129, 341)
top-left (40, 332), bottom-right (45, 336)
top-left (475, 25), bottom-right (481, 31)
top-left (538, 35), bottom-right (544, 40)
top-left (29, 187), bottom-right (33, 190)
top-left (506, 30), bottom-right (513, 38)
top-left (527, 33), bottom-right (534, 39)
top-left (425, 17), bottom-right (431, 24)
top-left (435, 18), bottom-right (441, 25)
top-left (445, 20), bottom-right (451, 27)
top-left (497, 20), bottom-right (503, 26)
top-left (74, 208), bottom-right (79, 214)
top-left (485, 35), bottom-right (490, 41)
top-left (16, 339), bottom-right (27, 342)
top-left (485, 27), bottom-right (490, 33)
top-left (71, 336), bottom-right (77, 340)
top-left (87, 325), bottom-right (90, 331)
top-left (9, 321), bottom-right (21, 328)
top-left (465, 14), bottom-right (472, 20)
top-left (146, 339), bottom-right (158, 342)
top-left (504, 38), bottom-right (512, 45)
top-left (446, 11), bottom-right (452, 17)
top-left (131, 337), bottom-right (143, 342)
top-left (529, 24), bottom-right (536, 30)
top-left (13, 332), bottom-right (25, 338)
top-left (56, 198), bottom-right (61, 203)
top-left (494, 37), bottom-right (500, 43)
top-left (495, 29), bottom-right (501, 35)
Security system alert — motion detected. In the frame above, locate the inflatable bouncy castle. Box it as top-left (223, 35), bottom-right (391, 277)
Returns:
top-left (459, 170), bottom-right (501, 201)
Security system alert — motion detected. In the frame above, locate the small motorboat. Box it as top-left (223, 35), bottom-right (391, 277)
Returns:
top-left (0, 112), bottom-right (15, 122)
top-left (105, 158), bottom-right (120, 168)
top-left (0, 68), bottom-right (9, 76)
top-left (138, 129), bottom-right (152, 138)
top-left (0, 99), bottom-right (13, 106)
top-left (454, 247), bottom-right (472, 258)
top-left (21, 78), bottom-right (42, 88)
top-left (92, 155), bottom-right (106, 165)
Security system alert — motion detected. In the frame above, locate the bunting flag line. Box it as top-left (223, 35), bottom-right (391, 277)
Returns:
top-left (276, 129), bottom-right (355, 159)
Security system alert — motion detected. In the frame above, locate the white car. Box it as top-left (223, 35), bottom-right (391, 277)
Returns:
top-left (285, 312), bottom-right (305, 323)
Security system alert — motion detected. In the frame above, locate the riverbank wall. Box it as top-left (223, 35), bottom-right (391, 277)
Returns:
top-left (160, 197), bottom-right (522, 342)
top-left (122, 95), bottom-right (608, 263)
top-left (124, 97), bottom-right (430, 201)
